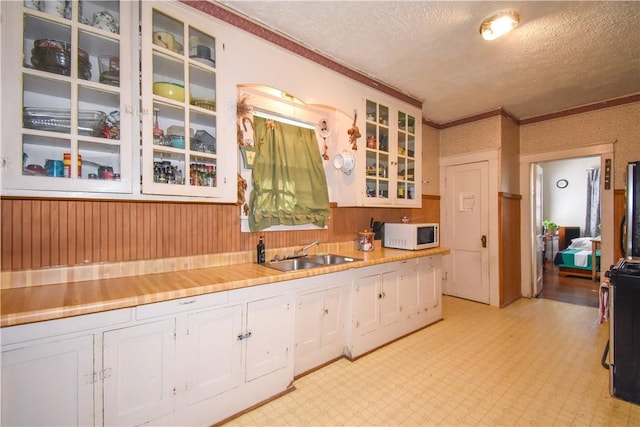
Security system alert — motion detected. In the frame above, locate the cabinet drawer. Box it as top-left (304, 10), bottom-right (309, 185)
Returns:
top-left (136, 292), bottom-right (228, 319)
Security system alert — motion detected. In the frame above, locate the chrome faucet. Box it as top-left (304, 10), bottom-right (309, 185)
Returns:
top-left (294, 240), bottom-right (320, 257)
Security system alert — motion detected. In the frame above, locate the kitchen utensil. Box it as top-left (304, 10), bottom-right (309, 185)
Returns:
top-left (358, 230), bottom-right (375, 251)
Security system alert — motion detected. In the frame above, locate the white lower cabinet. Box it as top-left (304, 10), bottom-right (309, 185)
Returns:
top-left (0, 255), bottom-right (442, 425)
top-left (294, 283), bottom-right (348, 376)
top-left (418, 255), bottom-right (442, 325)
top-left (348, 255), bottom-right (442, 359)
top-left (102, 318), bottom-right (178, 427)
top-left (1, 334), bottom-right (95, 426)
top-left (103, 292), bottom-right (294, 426)
top-left (185, 304), bottom-right (243, 405)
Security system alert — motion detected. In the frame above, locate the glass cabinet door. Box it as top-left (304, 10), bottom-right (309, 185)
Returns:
top-left (364, 99), bottom-right (390, 203)
top-left (141, 4), bottom-right (219, 197)
top-left (396, 111), bottom-right (416, 201)
top-left (2, 0), bottom-right (133, 194)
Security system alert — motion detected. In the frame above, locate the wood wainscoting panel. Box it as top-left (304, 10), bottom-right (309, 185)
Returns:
top-left (1, 196), bottom-right (441, 271)
top-left (499, 192), bottom-right (522, 307)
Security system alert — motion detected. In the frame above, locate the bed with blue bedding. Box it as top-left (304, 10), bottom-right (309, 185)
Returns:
top-left (553, 236), bottom-right (601, 279)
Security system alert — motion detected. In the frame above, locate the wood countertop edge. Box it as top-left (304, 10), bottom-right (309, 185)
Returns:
top-left (1, 248), bottom-right (450, 328)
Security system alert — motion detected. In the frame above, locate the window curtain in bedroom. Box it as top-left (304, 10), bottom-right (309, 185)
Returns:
top-left (248, 116), bottom-right (330, 232)
top-left (585, 168), bottom-right (601, 237)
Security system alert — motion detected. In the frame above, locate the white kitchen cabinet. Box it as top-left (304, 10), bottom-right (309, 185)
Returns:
top-left (245, 295), bottom-right (293, 382)
top-left (294, 284), bottom-right (348, 376)
top-left (139, 1), bottom-right (234, 201)
top-left (185, 304), bottom-right (243, 405)
top-left (102, 318), bottom-right (177, 427)
top-left (1, 334), bottom-right (95, 426)
top-left (417, 255), bottom-right (442, 325)
top-left (344, 99), bottom-right (421, 207)
top-left (0, 0), bottom-right (135, 196)
top-left (348, 256), bottom-right (441, 358)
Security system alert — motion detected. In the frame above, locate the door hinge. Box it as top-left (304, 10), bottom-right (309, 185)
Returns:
top-left (237, 331), bottom-right (252, 341)
top-left (87, 368), bottom-right (112, 384)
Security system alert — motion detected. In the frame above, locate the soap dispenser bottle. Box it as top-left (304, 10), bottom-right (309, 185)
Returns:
top-left (257, 236), bottom-right (266, 264)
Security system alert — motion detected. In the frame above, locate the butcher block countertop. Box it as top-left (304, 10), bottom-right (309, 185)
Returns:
top-left (1, 247), bottom-right (449, 328)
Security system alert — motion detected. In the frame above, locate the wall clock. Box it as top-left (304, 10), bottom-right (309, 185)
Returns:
top-left (556, 179), bottom-right (568, 189)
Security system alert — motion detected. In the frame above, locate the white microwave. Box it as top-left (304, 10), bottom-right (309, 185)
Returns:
top-left (383, 223), bottom-right (439, 250)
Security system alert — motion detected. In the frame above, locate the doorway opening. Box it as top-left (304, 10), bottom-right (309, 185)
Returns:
top-left (519, 143), bottom-right (614, 303)
top-left (536, 156), bottom-right (601, 307)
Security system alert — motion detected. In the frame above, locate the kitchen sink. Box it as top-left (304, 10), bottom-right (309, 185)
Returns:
top-left (264, 254), bottom-right (361, 272)
top-left (305, 254), bottom-right (361, 265)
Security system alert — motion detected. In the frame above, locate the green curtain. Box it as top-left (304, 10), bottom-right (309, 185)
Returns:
top-left (248, 116), bottom-right (330, 232)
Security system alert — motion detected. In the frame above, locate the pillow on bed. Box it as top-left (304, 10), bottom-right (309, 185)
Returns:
top-left (568, 237), bottom-right (598, 250)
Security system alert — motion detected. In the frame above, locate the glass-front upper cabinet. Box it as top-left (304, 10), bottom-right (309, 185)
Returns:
top-left (1, 0), bottom-right (134, 194)
top-left (140, 2), bottom-right (231, 199)
top-left (364, 99), bottom-right (390, 204)
top-left (396, 110), bottom-right (416, 201)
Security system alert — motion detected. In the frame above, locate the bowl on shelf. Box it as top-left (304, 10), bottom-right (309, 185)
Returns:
top-left (31, 39), bottom-right (91, 80)
top-left (191, 97), bottom-right (215, 111)
top-left (153, 82), bottom-right (186, 102)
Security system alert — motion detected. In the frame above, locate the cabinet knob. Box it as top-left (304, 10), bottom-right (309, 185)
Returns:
top-left (323, 308), bottom-right (329, 315)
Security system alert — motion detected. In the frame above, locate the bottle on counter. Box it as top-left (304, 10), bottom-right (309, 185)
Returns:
top-left (257, 235), bottom-right (266, 264)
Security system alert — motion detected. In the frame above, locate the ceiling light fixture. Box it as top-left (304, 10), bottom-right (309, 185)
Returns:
top-left (479, 10), bottom-right (520, 41)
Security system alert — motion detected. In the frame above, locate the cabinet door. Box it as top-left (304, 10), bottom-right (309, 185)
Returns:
top-left (1, 335), bottom-right (94, 426)
top-left (186, 304), bottom-right (243, 405)
top-left (363, 99), bottom-right (391, 205)
top-left (295, 290), bottom-right (324, 357)
top-left (140, 2), bottom-right (233, 200)
top-left (320, 286), bottom-right (347, 348)
top-left (380, 270), bottom-right (402, 326)
top-left (399, 261), bottom-right (420, 316)
top-left (353, 274), bottom-right (381, 336)
top-left (103, 318), bottom-right (176, 427)
top-left (395, 110), bottom-right (418, 204)
top-left (418, 256), bottom-right (441, 315)
top-left (1, 1), bottom-right (134, 195)
top-left (245, 295), bottom-right (292, 382)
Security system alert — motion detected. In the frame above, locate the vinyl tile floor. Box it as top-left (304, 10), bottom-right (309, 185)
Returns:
top-left (225, 296), bottom-right (640, 426)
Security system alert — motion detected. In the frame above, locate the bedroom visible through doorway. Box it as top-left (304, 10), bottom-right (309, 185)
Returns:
top-left (535, 156), bottom-right (601, 306)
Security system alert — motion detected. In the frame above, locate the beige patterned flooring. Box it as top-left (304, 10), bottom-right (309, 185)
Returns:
top-left (225, 296), bottom-right (640, 426)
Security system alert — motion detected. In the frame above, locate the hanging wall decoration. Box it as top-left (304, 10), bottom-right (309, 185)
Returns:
top-left (347, 109), bottom-right (361, 150)
top-left (237, 93), bottom-right (258, 168)
top-left (318, 118), bottom-right (330, 160)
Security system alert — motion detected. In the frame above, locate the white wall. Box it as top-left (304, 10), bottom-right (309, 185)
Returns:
top-left (540, 156), bottom-right (600, 236)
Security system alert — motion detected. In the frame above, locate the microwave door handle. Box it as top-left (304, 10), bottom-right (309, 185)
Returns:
top-left (481, 235), bottom-right (487, 248)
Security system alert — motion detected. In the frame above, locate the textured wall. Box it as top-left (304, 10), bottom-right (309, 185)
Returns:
top-left (500, 116), bottom-right (521, 193)
top-left (422, 123), bottom-right (440, 195)
top-left (439, 116), bottom-right (501, 158)
top-left (520, 102), bottom-right (639, 189)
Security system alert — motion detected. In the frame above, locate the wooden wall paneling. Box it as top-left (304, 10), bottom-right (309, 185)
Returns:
top-left (11, 201), bottom-right (23, 270)
top-left (122, 202), bottom-right (131, 262)
top-left (499, 192), bottom-right (522, 307)
top-left (50, 200), bottom-right (59, 266)
top-left (31, 200), bottom-right (42, 269)
top-left (20, 200), bottom-right (32, 269)
top-left (66, 201), bottom-right (77, 265)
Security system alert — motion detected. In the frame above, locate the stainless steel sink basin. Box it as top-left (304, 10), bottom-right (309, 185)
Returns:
top-left (264, 254), bottom-right (361, 272)
top-left (305, 254), bottom-right (361, 265)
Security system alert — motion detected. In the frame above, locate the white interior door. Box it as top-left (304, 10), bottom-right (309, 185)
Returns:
top-left (444, 161), bottom-right (490, 303)
top-left (532, 164), bottom-right (544, 296)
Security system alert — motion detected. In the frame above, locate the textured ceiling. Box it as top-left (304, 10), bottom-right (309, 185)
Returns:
top-left (220, 1), bottom-right (640, 124)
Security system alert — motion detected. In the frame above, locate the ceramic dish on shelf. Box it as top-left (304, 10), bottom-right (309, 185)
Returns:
top-left (153, 82), bottom-right (186, 102)
top-left (190, 56), bottom-right (215, 67)
top-left (191, 97), bottom-right (215, 111)
top-left (23, 108), bottom-right (106, 136)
